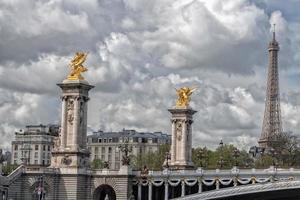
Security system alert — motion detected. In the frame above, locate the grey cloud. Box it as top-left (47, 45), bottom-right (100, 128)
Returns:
top-left (0, 0), bottom-right (300, 151)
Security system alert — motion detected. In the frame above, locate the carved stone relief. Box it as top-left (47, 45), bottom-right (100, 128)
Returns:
top-left (67, 98), bottom-right (74, 125)
top-left (176, 121), bottom-right (182, 141)
top-left (61, 155), bottom-right (72, 166)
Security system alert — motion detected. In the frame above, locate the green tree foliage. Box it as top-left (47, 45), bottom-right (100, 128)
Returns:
top-left (2, 164), bottom-right (19, 175)
top-left (254, 155), bottom-right (273, 168)
top-left (192, 145), bottom-right (254, 169)
top-left (132, 144), bottom-right (170, 170)
top-left (91, 159), bottom-right (104, 169)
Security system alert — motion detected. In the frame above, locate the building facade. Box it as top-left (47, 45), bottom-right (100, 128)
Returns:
top-left (11, 124), bottom-right (59, 166)
top-left (87, 129), bottom-right (170, 169)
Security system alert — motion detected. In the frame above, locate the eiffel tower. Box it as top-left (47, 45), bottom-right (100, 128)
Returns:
top-left (258, 25), bottom-right (283, 148)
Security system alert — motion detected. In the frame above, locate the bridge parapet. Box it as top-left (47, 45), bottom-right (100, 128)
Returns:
top-left (132, 167), bottom-right (300, 200)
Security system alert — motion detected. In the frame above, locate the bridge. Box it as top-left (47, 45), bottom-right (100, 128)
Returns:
top-left (132, 166), bottom-right (300, 200)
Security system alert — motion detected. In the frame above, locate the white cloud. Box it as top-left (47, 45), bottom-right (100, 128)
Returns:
top-left (0, 0), bottom-right (300, 151)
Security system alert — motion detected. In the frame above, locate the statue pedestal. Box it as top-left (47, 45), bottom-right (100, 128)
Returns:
top-left (168, 107), bottom-right (197, 169)
top-left (119, 165), bottom-right (132, 175)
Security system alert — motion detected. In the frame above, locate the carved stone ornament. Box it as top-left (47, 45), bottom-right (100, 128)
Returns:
top-left (67, 113), bottom-right (74, 124)
top-left (176, 122), bottom-right (182, 141)
top-left (67, 99), bottom-right (74, 111)
top-left (61, 155), bottom-right (72, 166)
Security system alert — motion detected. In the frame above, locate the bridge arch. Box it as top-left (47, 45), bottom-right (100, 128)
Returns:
top-left (93, 184), bottom-right (116, 200)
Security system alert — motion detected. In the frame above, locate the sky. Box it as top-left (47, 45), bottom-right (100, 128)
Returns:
top-left (0, 0), bottom-right (299, 151)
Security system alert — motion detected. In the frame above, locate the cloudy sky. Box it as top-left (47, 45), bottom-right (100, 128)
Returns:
top-left (0, 0), bottom-right (299, 151)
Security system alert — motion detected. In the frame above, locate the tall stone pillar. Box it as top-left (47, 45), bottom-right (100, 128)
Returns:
top-left (168, 107), bottom-right (196, 169)
top-left (51, 79), bottom-right (94, 169)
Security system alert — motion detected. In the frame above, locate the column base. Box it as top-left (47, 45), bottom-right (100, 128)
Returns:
top-left (51, 150), bottom-right (90, 168)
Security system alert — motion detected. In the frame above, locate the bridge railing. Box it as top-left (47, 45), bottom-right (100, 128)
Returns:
top-left (132, 167), bottom-right (300, 200)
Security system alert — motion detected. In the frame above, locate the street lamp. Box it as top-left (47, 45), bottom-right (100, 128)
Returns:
top-left (269, 148), bottom-right (278, 168)
top-left (197, 148), bottom-right (208, 168)
top-left (219, 140), bottom-right (224, 148)
top-left (218, 140), bottom-right (225, 169)
top-left (218, 155), bottom-right (225, 169)
top-left (165, 152), bottom-right (171, 169)
top-left (233, 148), bottom-right (240, 167)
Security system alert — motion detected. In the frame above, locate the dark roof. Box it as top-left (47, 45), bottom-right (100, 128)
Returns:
top-left (88, 129), bottom-right (170, 139)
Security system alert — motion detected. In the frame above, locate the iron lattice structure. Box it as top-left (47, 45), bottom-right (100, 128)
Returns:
top-left (259, 29), bottom-right (283, 148)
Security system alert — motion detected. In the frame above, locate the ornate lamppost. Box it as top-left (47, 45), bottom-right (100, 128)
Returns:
top-left (218, 156), bottom-right (225, 169)
top-left (197, 148), bottom-right (208, 168)
top-left (218, 140), bottom-right (225, 169)
top-left (119, 138), bottom-right (133, 166)
top-left (233, 148), bottom-right (240, 167)
top-left (165, 152), bottom-right (171, 169)
top-left (269, 148), bottom-right (278, 168)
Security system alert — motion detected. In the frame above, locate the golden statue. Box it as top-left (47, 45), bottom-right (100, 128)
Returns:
top-left (67, 52), bottom-right (88, 80)
top-left (175, 87), bottom-right (196, 107)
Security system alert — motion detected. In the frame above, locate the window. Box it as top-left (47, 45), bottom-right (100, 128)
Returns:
top-left (101, 155), bottom-right (105, 160)
top-left (14, 152), bottom-right (18, 158)
top-left (115, 162), bottom-right (120, 169)
top-left (42, 160), bottom-right (45, 165)
top-left (34, 160), bottom-right (38, 164)
top-left (43, 145), bottom-right (46, 151)
top-left (108, 147), bottom-right (112, 154)
top-left (42, 152), bottom-right (46, 158)
top-left (34, 152), bottom-right (38, 158)
top-left (115, 151), bottom-right (120, 160)
top-left (48, 145), bottom-right (51, 151)
top-left (103, 139), bottom-right (107, 143)
top-left (102, 147), bottom-right (105, 153)
top-left (47, 153), bottom-right (50, 158)
top-left (14, 145), bottom-right (18, 151)
top-left (35, 145), bottom-right (39, 150)
top-left (108, 155), bottom-right (111, 161)
top-left (108, 138), bottom-right (112, 143)
top-left (98, 138), bottom-right (102, 143)
top-left (95, 147), bottom-right (99, 154)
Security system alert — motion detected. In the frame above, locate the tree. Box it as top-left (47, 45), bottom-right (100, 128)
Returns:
top-left (2, 164), bottom-right (19, 176)
top-left (91, 159), bottom-right (104, 169)
top-left (132, 144), bottom-right (170, 170)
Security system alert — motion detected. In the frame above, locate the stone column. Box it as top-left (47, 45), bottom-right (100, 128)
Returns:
top-left (60, 97), bottom-right (67, 149)
top-left (181, 120), bottom-right (187, 162)
top-left (164, 181), bottom-right (169, 200)
top-left (168, 108), bottom-right (196, 169)
top-left (188, 121), bottom-right (193, 161)
top-left (171, 120), bottom-right (176, 164)
top-left (73, 96), bottom-right (80, 151)
top-left (138, 182), bottom-right (142, 200)
top-left (216, 180), bottom-right (220, 190)
top-left (198, 180), bottom-right (202, 193)
top-left (148, 182), bottom-right (152, 200)
top-left (82, 98), bottom-right (88, 149)
top-left (181, 180), bottom-right (185, 197)
top-left (51, 79), bottom-right (94, 169)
